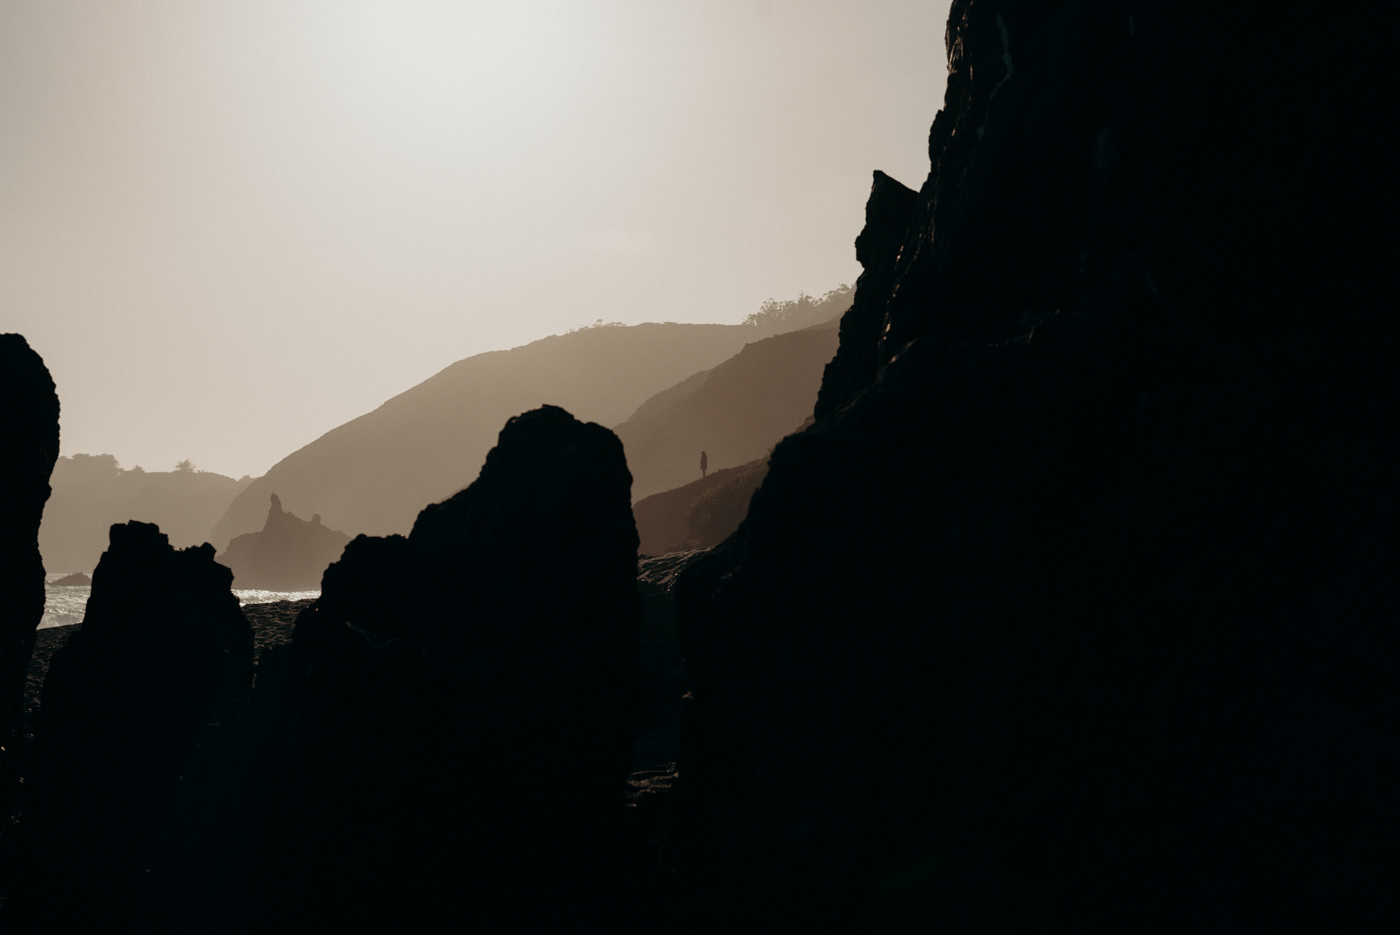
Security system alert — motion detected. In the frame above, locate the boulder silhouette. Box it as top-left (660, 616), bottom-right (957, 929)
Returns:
top-left (12, 521), bottom-right (250, 930)
top-left (671, 2), bottom-right (1393, 930)
top-left (0, 334), bottom-right (59, 817)
top-left (152, 405), bottom-right (643, 930)
top-left (216, 493), bottom-right (350, 590)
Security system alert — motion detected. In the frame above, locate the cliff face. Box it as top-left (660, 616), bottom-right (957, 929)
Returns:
top-left (813, 170), bottom-right (914, 419)
top-left (674, 2), bottom-right (1392, 929)
top-left (0, 335), bottom-right (59, 817)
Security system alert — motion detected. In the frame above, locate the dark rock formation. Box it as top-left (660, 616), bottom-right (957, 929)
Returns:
top-left (813, 170), bottom-right (915, 420)
top-left (153, 405), bottom-right (643, 930)
top-left (634, 550), bottom-right (704, 735)
top-left (674, 3), bottom-right (1392, 931)
top-left (17, 602), bottom-right (304, 753)
top-left (0, 334), bottom-right (59, 819)
top-left (19, 625), bottom-right (75, 739)
top-left (216, 493), bottom-right (350, 590)
top-left (9, 522), bottom-right (251, 929)
top-left (49, 571), bottom-right (90, 586)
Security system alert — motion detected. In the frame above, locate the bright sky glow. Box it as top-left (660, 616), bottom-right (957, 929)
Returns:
top-left (3, 0), bottom-right (949, 478)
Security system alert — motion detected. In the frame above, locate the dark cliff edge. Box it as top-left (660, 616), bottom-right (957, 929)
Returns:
top-left (0, 335), bottom-right (59, 822)
top-left (673, 2), bottom-right (1393, 931)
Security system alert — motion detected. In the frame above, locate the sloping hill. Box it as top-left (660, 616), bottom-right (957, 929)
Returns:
top-left (632, 455), bottom-right (769, 555)
top-left (613, 316), bottom-right (839, 502)
top-left (210, 323), bottom-right (760, 545)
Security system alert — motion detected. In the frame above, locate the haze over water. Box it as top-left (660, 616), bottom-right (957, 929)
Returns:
top-left (3, 0), bottom-right (949, 481)
top-left (41, 572), bottom-right (318, 629)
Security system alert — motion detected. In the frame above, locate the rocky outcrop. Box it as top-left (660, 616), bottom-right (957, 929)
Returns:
top-left (0, 334), bottom-right (59, 818)
top-left (49, 572), bottom-right (91, 586)
top-left (673, 2), bottom-right (1392, 930)
top-left (154, 405), bottom-right (643, 929)
top-left (10, 521), bottom-right (250, 929)
top-left (216, 493), bottom-right (350, 590)
top-left (813, 170), bottom-right (915, 420)
top-left (634, 550), bottom-right (704, 734)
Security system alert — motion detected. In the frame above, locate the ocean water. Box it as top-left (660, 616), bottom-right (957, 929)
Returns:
top-left (40, 572), bottom-right (318, 629)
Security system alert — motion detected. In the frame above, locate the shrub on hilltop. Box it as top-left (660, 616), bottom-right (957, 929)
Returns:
top-left (40, 456), bottom-right (253, 573)
top-left (743, 284), bottom-right (852, 335)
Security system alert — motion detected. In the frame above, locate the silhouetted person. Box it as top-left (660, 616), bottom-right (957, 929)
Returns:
top-left (700, 450), bottom-right (708, 478)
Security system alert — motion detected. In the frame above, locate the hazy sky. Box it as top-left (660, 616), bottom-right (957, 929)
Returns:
top-left (4, 0), bottom-right (949, 479)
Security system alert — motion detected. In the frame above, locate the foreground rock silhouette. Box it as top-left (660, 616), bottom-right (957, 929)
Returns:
top-left (150, 405), bottom-right (643, 930)
top-left (7, 522), bottom-right (250, 929)
top-left (672, 2), bottom-right (1392, 930)
top-left (216, 492), bottom-right (350, 590)
top-left (4, 5), bottom-right (1393, 931)
top-left (0, 334), bottom-right (59, 819)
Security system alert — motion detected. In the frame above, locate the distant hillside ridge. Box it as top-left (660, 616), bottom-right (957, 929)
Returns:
top-left (40, 455), bottom-right (252, 574)
top-left (211, 322), bottom-right (764, 546)
top-left (613, 314), bottom-right (840, 502)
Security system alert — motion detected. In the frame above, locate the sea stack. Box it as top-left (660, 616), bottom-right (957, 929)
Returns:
top-left (672, 2), bottom-right (1392, 930)
top-left (0, 334), bottom-right (60, 818)
top-left (216, 492), bottom-right (351, 590)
